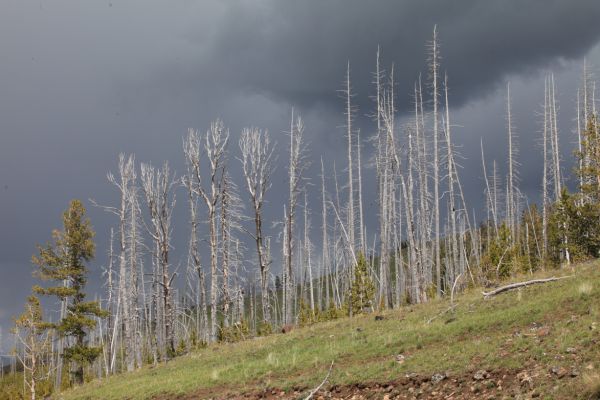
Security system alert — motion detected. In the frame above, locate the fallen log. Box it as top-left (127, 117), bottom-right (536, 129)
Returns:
top-left (482, 276), bottom-right (573, 298)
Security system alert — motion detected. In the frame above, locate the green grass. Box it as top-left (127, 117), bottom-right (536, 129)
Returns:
top-left (57, 262), bottom-right (600, 399)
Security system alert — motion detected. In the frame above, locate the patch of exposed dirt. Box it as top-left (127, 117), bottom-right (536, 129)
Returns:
top-left (154, 367), bottom-right (581, 399)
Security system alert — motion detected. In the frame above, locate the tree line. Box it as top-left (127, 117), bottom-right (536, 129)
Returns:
top-left (5, 27), bottom-right (600, 399)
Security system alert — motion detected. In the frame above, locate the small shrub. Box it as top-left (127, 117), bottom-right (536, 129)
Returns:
top-left (324, 301), bottom-right (346, 321)
top-left (179, 338), bottom-right (189, 356)
top-left (299, 299), bottom-right (318, 327)
top-left (218, 320), bottom-right (250, 343)
top-left (256, 320), bottom-right (272, 337)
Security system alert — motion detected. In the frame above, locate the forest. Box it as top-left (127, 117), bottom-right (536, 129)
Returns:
top-left (3, 26), bottom-right (600, 399)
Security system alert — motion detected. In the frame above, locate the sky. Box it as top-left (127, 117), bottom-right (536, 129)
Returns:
top-left (1, 0), bottom-right (600, 352)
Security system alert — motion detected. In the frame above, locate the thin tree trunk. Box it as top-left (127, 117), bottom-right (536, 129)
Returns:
top-left (430, 26), bottom-right (442, 298)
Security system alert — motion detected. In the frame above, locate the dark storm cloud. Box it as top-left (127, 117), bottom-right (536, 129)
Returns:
top-left (164, 0), bottom-right (600, 113)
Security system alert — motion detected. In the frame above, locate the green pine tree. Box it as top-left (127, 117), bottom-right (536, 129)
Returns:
top-left (549, 189), bottom-right (600, 263)
top-left (577, 114), bottom-right (600, 203)
top-left (32, 199), bottom-right (107, 386)
top-left (348, 252), bottom-right (375, 315)
top-left (482, 222), bottom-right (515, 279)
top-left (519, 204), bottom-right (543, 273)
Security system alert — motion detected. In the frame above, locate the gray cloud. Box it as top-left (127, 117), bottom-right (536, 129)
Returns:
top-left (1, 1), bottom-right (600, 349)
top-left (156, 0), bottom-right (600, 113)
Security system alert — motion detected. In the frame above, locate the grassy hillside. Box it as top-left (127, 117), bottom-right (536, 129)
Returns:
top-left (59, 262), bottom-right (600, 399)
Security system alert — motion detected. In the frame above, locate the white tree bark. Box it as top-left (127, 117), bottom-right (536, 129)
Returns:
top-left (429, 26), bottom-right (442, 297)
top-left (140, 161), bottom-right (176, 356)
top-left (239, 126), bottom-right (275, 326)
top-left (184, 122), bottom-right (228, 342)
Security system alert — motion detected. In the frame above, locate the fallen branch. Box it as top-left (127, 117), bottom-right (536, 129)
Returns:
top-left (482, 276), bottom-right (573, 298)
top-left (450, 273), bottom-right (463, 308)
top-left (426, 304), bottom-right (456, 324)
top-left (428, 274), bottom-right (463, 324)
top-left (304, 361), bottom-right (334, 400)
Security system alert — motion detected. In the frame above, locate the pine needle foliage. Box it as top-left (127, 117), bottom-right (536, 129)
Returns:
top-left (348, 252), bottom-right (375, 315)
top-left (31, 200), bottom-right (107, 386)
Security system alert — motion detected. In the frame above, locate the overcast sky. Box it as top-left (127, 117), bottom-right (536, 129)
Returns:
top-left (2, 0), bottom-right (600, 351)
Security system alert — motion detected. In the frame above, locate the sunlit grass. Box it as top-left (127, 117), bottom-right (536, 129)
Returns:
top-left (54, 261), bottom-right (600, 399)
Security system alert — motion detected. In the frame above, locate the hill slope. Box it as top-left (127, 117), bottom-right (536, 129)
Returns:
top-left (61, 263), bottom-right (600, 400)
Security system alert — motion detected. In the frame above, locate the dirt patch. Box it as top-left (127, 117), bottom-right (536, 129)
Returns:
top-left (155, 367), bottom-right (576, 399)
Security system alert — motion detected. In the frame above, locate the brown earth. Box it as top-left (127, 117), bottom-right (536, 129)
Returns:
top-left (153, 365), bottom-right (585, 399)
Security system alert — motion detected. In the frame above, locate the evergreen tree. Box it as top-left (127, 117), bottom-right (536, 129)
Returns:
top-left (577, 114), bottom-right (600, 204)
top-left (32, 200), bottom-right (107, 386)
top-left (549, 189), bottom-right (600, 263)
top-left (348, 252), bottom-right (375, 315)
top-left (482, 223), bottom-right (514, 279)
top-left (550, 113), bottom-right (600, 263)
top-left (519, 205), bottom-right (543, 273)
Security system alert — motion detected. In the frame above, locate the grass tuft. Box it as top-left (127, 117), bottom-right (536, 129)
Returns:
top-left (583, 372), bottom-right (600, 399)
top-left (579, 282), bottom-right (593, 296)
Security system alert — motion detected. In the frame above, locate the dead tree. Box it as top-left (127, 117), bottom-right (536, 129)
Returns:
top-left (184, 122), bottom-right (229, 342)
top-left (429, 25), bottom-right (442, 297)
top-left (549, 73), bottom-right (562, 200)
top-left (239, 127), bottom-right (275, 326)
top-left (357, 128), bottom-right (366, 254)
top-left (219, 173), bottom-right (243, 328)
top-left (415, 77), bottom-right (432, 298)
top-left (126, 176), bottom-right (143, 369)
top-left (542, 78), bottom-right (550, 258)
top-left (506, 83), bottom-right (519, 243)
top-left (443, 74), bottom-right (460, 288)
top-left (320, 158), bottom-right (331, 309)
top-left (482, 276), bottom-right (572, 298)
top-left (14, 296), bottom-right (50, 400)
top-left (284, 112), bottom-right (308, 325)
top-left (140, 161), bottom-right (176, 357)
top-left (101, 228), bottom-right (116, 375)
top-left (303, 192), bottom-right (315, 312)
top-left (342, 63), bottom-right (357, 254)
top-left (182, 142), bottom-right (209, 344)
top-left (98, 154), bottom-right (138, 372)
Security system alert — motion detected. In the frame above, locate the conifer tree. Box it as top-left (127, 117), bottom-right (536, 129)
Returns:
top-left (578, 114), bottom-right (600, 204)
top-left (32, 200), bottom-right (107, 386)
top-left (348, 252), bottom-right (374, 315)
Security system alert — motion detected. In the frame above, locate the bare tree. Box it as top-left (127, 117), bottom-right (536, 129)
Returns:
top-left (443, 74), bottom-right (460, 287)
top-left (303, 192), bottom-right (315, 312)
top-left (284, 112), bottom-right (308, 325)
top-left (320, 158), bottom-right (331, 309)
top-left (342, 63), bottom-right (357, 253)
top-left (219, 172), bottom-right (244, 329)
top-left (127, 175), bottom-right (143, 369)
top-left (429, 25), bottom-right (442, 297)
top-left (357, 128), bottom-right (366, 254)
top-left (184, 122), bottom-right (229, 342)
top-left (101, 228), bottom-right (116, 375)
top-left (542, 77), bottom-right (550, 258)
top-left (549, 73), bottom-right (562, 200)
top-left (14, 296), bottom-right (50, 400)
top-left (506, 83), bottom-right (519, 242)
top-left (182, 142), bottom-right (209, 344)
top-left (239, 127), bottom-right (275, 326)
top-left (140, 161), bottom-right (176, 356)
top-left (96, 154), bottom-right (139, 371)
